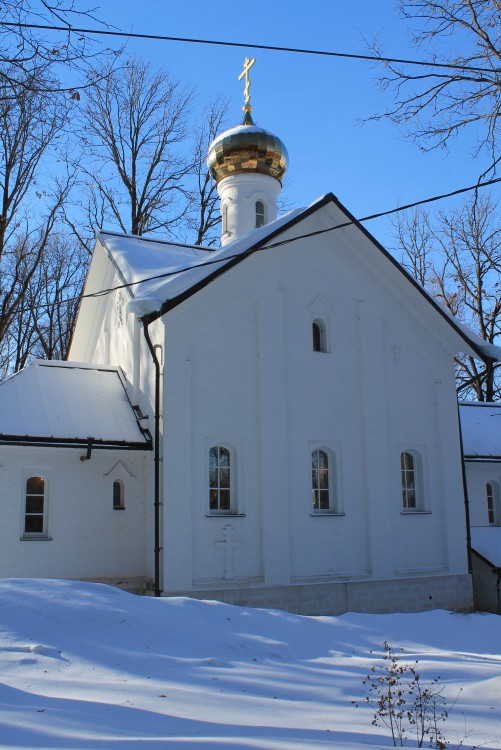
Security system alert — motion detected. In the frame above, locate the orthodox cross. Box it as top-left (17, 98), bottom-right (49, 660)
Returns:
top-left (238, 56), bottom-right (256, 108)
top-left (216, 525), bottom-right (242, 580)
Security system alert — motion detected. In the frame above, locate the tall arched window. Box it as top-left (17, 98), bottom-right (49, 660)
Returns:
top-left (486, 482), bottom-right (498, 525)
top-left (24, 476), bottom-right (46, 536)
top-left (255, 200), bottom-right (265, 228)
top-left (209, 446), bottom-right (232, 512)
top-left (113, 480), bottom-right (125, 510)
top-left (222, 203), bottom-right (228, 234)
top-left (312, 449), bottom-right (330, 511)
top-left (401, 451), bottom-right (418, 510)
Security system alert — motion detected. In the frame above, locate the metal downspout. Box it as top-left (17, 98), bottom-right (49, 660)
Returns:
top-left (456, 400), bottom-right (473, 575)
top-left (142, 320), bottom-right (162, 597)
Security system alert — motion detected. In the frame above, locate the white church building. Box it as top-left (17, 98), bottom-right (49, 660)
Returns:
top-left (1, 63), bottom-right (500, 614)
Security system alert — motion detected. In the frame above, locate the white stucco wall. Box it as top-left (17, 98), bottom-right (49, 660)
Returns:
top-left (465, 461), bottom-right (501, 527)
top-left (0, 446), bottom-right (152, 583)
top-left (160, 224), bottom-right (470, 596)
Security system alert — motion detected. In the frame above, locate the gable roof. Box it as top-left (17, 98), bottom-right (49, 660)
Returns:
top-left (459, 402), bottom-right (501, 460)
top-left (0, 361), bottom-right (151, 450)
top-left (90, 193), bottom-right (499, 365)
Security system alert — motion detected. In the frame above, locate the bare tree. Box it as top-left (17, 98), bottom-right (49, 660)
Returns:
top-left (185, 97), bottom-right (228, 247)
top-left (396, 194), bottom-right (501, 401)
top-left (0, 63), bottom-right (77, 374)
top-left (370, 1), bottom-right (501, 173)
top-left (0, 0), bottom-right (113, 98)
top-left (79, 57), bottom-right (194, 238)
top-left (1, 229), bottom-right (86, 377)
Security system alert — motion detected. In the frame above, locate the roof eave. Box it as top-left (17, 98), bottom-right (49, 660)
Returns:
top-left (324, 194), bottom-right (496, 365)
top-left (136, 192), bottom-right (496, 364)
top-left (0, 435), bottom-right (152, 450)
top-left (139, 194), bottom-right (335, 326)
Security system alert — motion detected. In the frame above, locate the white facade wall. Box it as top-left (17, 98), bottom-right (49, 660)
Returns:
top-left (73, 250), bottom-right (158, 434)
top-left (0, 446), bottom-right (152, 584)
top-left (465, 461), bottom-right (501, 527)
top-left (160, 230), bottom-right (470, 599)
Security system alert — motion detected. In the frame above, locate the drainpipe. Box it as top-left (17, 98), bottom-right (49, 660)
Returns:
top-left (496, 570), bottom-right (501, 615)
top-left (142, 320), bottom-right (162, 597)
top-left (456, 400), bottom-right (473, 574)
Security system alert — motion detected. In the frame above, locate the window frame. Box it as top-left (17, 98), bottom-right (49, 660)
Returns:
top-left (255, 200), bottom-right (265, 228)
top-left (486, 481), bottom-right (499, 526)
top-left (311, 447), bottom-right (340, 515)
top-left (208, 445), bottom-right (236, 515)
top-left (222, 202), bottom-right (228, 234)
top-left (400, 450), bottom-right (425, 513)
top-left (113, 479), bottom-right (125, 510)
top-left (312, 318), bottom-right (328, 353)
top-left (22, 474), bottom-right (49, 539)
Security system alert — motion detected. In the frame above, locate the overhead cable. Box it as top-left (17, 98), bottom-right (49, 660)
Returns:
top-left (0, 22), bottom-right (495, 75)
top-left (19, 175), bottom-right (501, 312)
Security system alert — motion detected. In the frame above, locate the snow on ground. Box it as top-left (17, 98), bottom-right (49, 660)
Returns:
top-left (0, 580), bottom-right (499, 749)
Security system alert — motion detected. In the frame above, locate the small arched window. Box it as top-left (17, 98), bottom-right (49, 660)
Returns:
top-left (222, 203), bottom-right (228, 234)
top-left (24, 476), bottom-right (46, 535)
top-left (401, 451), bottom-right (419, 510)
top-left (312, 319), bottom-right (327, 353)
top-left (255, 200), bottom-right (265, 228)
top-left (312, 449), bottom-right (331, 512)
top-left (113, 480), bottom-right (125, 510)
top-left (209, 446), bottom-right (232, 512)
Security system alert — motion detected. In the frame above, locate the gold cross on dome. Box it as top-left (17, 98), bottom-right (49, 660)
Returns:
top-left (238, 56), bottom-right (256, 108)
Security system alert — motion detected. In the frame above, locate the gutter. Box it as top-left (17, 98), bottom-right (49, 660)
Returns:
top-left (142, 320), bottom-right (162, 598)
top-left (463, 456), bottom-right (501, 463)
top-left (0, 435), bottom-right (152, 450)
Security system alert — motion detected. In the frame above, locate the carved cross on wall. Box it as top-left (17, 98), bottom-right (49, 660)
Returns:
top-left (216, 524), bottom-right (243, 580)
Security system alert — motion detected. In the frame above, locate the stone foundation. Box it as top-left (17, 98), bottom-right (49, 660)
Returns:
top-left (167, 574), bottom-right (473, 615)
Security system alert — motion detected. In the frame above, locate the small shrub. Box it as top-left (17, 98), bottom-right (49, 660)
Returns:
top-left (353, 640), bottom-right (464, 748)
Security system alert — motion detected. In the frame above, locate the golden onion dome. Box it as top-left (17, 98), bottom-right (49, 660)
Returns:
top-left (207, 111), bottom-right (288, 185)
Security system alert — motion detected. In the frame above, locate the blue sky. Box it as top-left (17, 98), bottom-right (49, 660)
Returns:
top-left (84, 1), bottom-right (490, 247)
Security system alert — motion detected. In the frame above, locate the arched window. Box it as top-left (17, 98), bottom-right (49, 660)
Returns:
top-left (312, 449), bottom-right (331, 511)
top-left (222, 203), bottom-right (228, 234)
top-left (113, 480), bottom-right (125, 510)
top-left (24, 476), bottom-right (46, 536)
top-left (255, 200), bottom-right (265, 228)
top-left (486, 482), bottom-right (498, 525)
top-left (401, 451), bottom-right (419, 510)
top-left (312, 319), bottom-right (327, 352)
top-left (209, 446), bottom-right (232, 512)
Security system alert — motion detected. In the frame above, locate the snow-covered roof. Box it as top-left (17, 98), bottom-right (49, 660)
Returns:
top-left (471, 527), bottom-right (501, 568)
top-left (99, 208), bottom-right (304, 317)
top-left (459, 402), bottom-right (501, 459)
top-left (96, 194), bottom-right (498, 364)
top-left (0, 361), bottom-right (151, 448)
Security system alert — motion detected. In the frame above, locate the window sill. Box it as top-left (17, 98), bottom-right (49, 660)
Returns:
top-left (205, 513), bottom-right (246, 518)
top-left (20, 535), bottom-right (52, 541)
top-left (401, 510), bottom-right (431, 516)
top-left (310, 512), bottom-right (345, 517)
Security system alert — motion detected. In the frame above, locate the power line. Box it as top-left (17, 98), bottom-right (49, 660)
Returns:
top-left (0, 22), bottom-right (495, 75)
top-left (18, 175), bottom-right (501, 314)
top-left (262, 177), bottom-right (501, 250)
